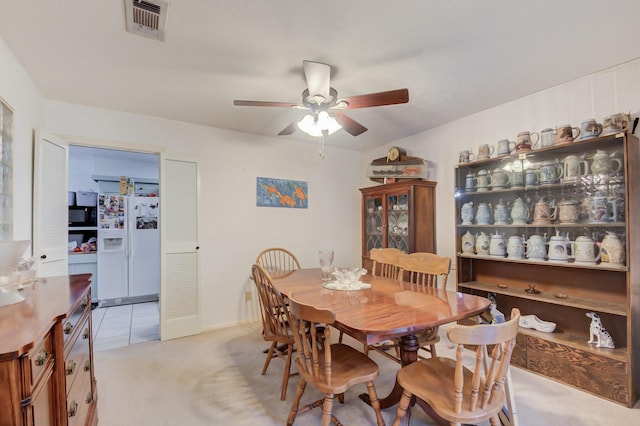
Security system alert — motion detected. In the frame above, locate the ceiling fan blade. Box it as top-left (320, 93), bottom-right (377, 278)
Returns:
top-left (335, 112), bottom-right (368, 136)
top-left (303, 60), bottom-right (331, 100)
top-left (234, 100), bottom-right (300, 108)
top-left (342, 88), bottom-right (409, 109)
top-left (278, 121), bottom-right (298, 136)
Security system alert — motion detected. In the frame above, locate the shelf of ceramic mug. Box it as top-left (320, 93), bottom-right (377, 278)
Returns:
top-left (528, 222), bottom-right (626, 228)
top-left (458, 280), bottom-right (627, 317)
top-left (457, 222), bottom-right (625, 228)
top-left (457, 224), bottom-right (526, 228)
top-left (457, 252), bottom-right (628, 271)
top-left (455, 132), bottom-right (626, 170)
top-left (456, 186), bottom-right (524, 196)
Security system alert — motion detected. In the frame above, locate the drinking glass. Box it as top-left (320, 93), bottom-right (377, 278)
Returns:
top-left (318, 250), bottom-right (334, 281)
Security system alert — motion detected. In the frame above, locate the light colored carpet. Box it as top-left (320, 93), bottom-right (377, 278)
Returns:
top-left (94, 322), bottom-right (639, 425)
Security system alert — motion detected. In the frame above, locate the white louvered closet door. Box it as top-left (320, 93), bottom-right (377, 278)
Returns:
top-left (33, 132), bottom-right (69, 277)
top-left (159, 154), bottom-right (200, 340)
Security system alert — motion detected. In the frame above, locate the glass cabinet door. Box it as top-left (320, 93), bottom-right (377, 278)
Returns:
top-left (387, 192), bottom-right (409, 252)
top-left (364, 194), bottom-right (384, 253)
top-left (454, 133), bottom-right (627, 267)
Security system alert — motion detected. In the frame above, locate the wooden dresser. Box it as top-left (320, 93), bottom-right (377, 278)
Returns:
top-left (0, 274), bottom-right (98, 426)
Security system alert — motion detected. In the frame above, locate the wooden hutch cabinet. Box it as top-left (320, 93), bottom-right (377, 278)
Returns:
top-left (360, 180), bottom-right (437, 271)
top-left (0, 274), bottom-right (98, 425)
top-left (454, 132), bottom-right (639, 407)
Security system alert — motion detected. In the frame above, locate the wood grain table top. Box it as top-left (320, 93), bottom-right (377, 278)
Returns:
top-left (272, 268), bottom-right (490, 345)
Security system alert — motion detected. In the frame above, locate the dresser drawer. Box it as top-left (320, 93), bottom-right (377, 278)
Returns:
top-left (62, 295), bottom-right (90, 346)
top-left (64, 318), bottom-right (91, 395)
top-left (66, 368), bottom-right (93, 426)
top-left (29, 330), bottom-right (54, 387)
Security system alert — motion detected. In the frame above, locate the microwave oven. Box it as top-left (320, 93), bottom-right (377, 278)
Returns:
top-left (68, 206), bottom-right (97, 227)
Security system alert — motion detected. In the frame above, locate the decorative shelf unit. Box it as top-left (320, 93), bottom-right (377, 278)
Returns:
top-left (360, 180), bottom-right (437, 272)
top-left (454, 132), bottom-right (639, 407)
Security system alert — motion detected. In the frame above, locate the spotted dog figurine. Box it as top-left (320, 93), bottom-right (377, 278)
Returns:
top-left (586, 312), bottom-right (615, 349)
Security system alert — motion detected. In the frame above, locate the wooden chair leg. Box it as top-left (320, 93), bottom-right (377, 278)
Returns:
top-left (281, 343), bottom-right (293, 400)
top-left (262, 341), bottom-right (276, 375)
top-left (287, 379), bottom-right (307, 426)
top-left (322, 394), bottom-right (334, 426)
top-left (392, 390), bottom-right (413, 426)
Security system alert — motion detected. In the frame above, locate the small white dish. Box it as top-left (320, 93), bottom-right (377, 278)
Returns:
top-left (322, 281), bottom-right (371, 291)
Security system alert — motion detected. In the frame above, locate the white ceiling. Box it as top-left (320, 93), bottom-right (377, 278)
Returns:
top-left (2, 1), bottom-right (640, 151)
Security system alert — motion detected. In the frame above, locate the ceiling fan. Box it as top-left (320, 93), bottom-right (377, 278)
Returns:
top-left (233, 60), bottom-right (409, 137)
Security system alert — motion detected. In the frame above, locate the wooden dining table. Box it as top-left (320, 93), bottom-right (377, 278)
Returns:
top-left (271, 268), bottom-right (491, 416)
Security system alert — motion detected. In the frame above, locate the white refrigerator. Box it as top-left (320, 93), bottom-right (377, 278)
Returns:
top-left (97, 194), bottom-right (160, 303)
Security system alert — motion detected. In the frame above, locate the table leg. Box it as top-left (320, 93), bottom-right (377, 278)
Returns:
top-left (359, 333), bottom-right (419, 409)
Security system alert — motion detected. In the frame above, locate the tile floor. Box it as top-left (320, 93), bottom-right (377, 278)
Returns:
top-left (91, 301), bottom-right (159, 351)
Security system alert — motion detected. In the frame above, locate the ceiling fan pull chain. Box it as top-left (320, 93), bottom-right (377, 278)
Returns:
top-left (318, 132), bottom-right (327, 159)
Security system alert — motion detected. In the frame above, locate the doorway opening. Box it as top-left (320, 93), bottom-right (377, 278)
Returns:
top-left (68, 145), bottom-right (160, 350)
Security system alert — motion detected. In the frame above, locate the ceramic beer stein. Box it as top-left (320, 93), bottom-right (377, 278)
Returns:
top-left (525, 234), bottom-right (547, 260)
top-left (461, 231), bottom-right (476, 254)
top-left (489, 231), bottom-right (506, 257)
top-left (579, 118), bottom-right (603, 140)
top-left (510, 197), bottom-right (529, 225)
top-left (477, 144), bottom-right (495, 160)
top-left (548, 231), bottom-right (570, 262)
top-left (538, 160), bottom-right (563, 184)
top-left (497, 139), bottom-right (516, 156)
top-left (475, 202), bottom-right (492, 225)
top-left (588, 194), bottom-right (612, 223)
top-left (533, 199), bottom-right (557, 225)
top-left (525, 167), bottom-right (539, 187)
top-left (460, 201), bottom-right (475, 225)
top-left (464, 172), bottom-right (477, 192)
top-left (459, 149), bottom-right (475, 163)
top-left (476, 169), bottom-right (491, 191)
top-left (571, 235), bottom-right (600, 264)
top-left (556, 199), bottom-right (579, 223)
top-left (600, 232), bottom-right (625, 265)
top-left (490, 168), bottom-right (511, 189)
top-left (602, 113), bottom-right (629, 136)
top-left (591, 149), bottom-right (622, 175)
top-left (493, 199), bottom-right (510, 225)
top-left (475, 232), bottom-right (490, 256)
top-left (563, 154), bottom-right (589, 182)
top-left (507, 235), bottom-right (525, 259)
top-left (556, 124), bottom-right (581, 144)
top-left (516, 131), bottom-right (539, 152)
top-left (540, 128), bottom-right (556, 148)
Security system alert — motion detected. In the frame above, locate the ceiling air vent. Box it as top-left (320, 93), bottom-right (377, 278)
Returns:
top-left (124, 0), bottom-right (169, 41)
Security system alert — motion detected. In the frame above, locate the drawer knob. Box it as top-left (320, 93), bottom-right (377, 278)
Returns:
top-left (35, 349), bottom-right (49, 366)
top-left (84, 359), bottom-right (91, 372)
top-left (83, 327), bottom-right (90, 340)
top-left (86, 391), bottom-right (93, 404)
top-left (65, 359), bottom-right (76, 375)
top-left (64, 321), bottom-right (73, 334)
top-left (68, 401), bottom-right (78, 417)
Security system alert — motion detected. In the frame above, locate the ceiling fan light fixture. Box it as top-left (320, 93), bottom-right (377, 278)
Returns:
top-left (296, 111), bottom-right (341, 137)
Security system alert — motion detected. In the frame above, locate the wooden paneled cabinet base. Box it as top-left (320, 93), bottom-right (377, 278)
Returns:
top-left (360, 180), bottom-right (437, 271)
top-left (0, 274), bottom-right (98, 425)
top-left (455, 132), bottom-right (639, 407)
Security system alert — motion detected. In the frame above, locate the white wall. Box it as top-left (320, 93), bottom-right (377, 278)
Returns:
top-left (43, 100), bottom-right (363, 329)
top-left (0, 37), bottom-right (45, 241)
top-left (363, 58), bottom-right (640, 288)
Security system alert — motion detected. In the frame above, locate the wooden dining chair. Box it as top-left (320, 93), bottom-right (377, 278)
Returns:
top-left (286, 295), bottom-right (385, 426)
top-left (251, 264), bottom-right (297, 401)
top-left (391, 308), bottom-right (521, 426)
top-left (338, 247), bottom-right (403, 346)
top-left (369, 247), bottom-right (403, 279)
top-left (256, 247), bottom-right (301, 277)
top-left (397, 252), bottom-right (451, 359)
